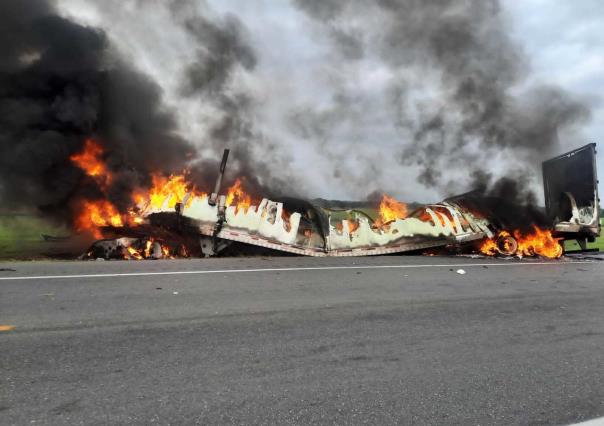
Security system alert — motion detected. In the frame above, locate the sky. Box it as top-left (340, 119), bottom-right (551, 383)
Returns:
top-left (505, 0), bottom-right (603, 187)
top-left (57, 0), bottom-right (603, 203)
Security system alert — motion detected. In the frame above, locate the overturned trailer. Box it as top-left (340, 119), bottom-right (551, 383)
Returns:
top-left (145, 196), bottom-right (493, 257)
top-left (110, 144), bottom-right (597, 258)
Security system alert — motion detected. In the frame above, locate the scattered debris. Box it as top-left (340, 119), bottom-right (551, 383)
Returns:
top-left (81, 236), bottom-right (185, 261)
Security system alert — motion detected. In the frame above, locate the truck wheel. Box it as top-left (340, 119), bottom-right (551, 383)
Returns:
top-left (496, 234), bottom-right (518, 256)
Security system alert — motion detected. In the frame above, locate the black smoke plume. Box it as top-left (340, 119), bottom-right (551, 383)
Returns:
top-left (170, 0), bottom-right (296, 198)
top-left (292, 0), bottom-right (591, 201)
top-left (0, 0), bottom-right (195, 221)
top-left (0, 0), bottom-right (593, 226)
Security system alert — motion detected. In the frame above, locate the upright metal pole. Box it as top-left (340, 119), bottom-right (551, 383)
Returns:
top-left (208, 149), bottom-right (230, 206)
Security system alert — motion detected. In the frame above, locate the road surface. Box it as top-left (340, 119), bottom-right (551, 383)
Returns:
top-left (1, 255), bottom-right (604, 425)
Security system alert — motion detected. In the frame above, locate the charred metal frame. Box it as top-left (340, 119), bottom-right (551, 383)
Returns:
top-left (108, 143), bottom-right (599, 258)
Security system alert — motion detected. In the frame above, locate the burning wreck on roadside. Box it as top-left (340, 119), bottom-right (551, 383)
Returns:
top-left (1, 0), bottom-right (599, 263)
top-left (74, 141), bottom-right (600, 261)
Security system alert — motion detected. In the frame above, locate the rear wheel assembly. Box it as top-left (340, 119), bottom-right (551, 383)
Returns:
top-left (496, 234), bottom-right (518, 256)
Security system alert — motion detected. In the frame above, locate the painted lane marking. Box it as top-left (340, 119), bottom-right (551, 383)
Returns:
top-left (0, 261), bottom-right (592, 281)
top-left (569, 417), bottom-right (604, 425)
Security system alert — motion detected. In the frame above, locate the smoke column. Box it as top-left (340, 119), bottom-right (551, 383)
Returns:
top-left (0, 0), bottom-right (593, 218)
top-left (0, 0), bottom-right (197, 221)
top-left (291, 0), bottom-right (591, 200)
top-left (169, 0), bottom-right (296, 197)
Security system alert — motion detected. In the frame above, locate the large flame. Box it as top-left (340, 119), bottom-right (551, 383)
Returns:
top-left (70, 139), bottom-right (260, 238)
top-left (225, 178), bottom-right (253, 213)
top-left (70, 140), bottom-right (204, 236)
top-left (141, 173), bottom-right (206, 210)
top-left (149, 174), bottom-right (188, 209)
top-left (74, 199), bottom-right (123, 239)
top-left (480, 226), bottom-right (563, 258)
top-left (70, 139), bottom-right (122, 237)
top-left (70, 139), bottom-right (112, 189)
top-left (374, 194), bottom-right (408, 227)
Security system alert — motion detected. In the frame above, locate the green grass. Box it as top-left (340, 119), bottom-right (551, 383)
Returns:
top-left (0, 214), bottom-right (67, 241)
top-left (0, 214), bottom-right (71, 259)
top-left (563, 218), bottom-right (604, 252)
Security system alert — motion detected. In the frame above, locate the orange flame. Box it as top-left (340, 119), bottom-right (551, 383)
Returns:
top-left (147, 174), bottom-right (190, 210)
top-left (480, 236), bottom-right (500, 256)
top-left (129, 172), bottom-right (206, 224)
top-left (74, 199), bottom-right (124, 239)
top-left (70, 139), bottom-right (112, 189)
top-left (128, 209), bottom-right (145, 225)
top-left (480, 226), bottom-right (563, 258)
top-left (73, 170), bottom-right (208, 237)
top-left (70, 139), bottom-right (206, 234)
top-left (375, 194), bottom-right (408, 227)
top-left (127, 246), bottom-right (143, 260)
top-left (121, 238), bottom-right (174, 260)
top-left (70, 139), bottom-right (121, 237)
top-left (226, 178), bottom-right (253, 213)
top-left (144, 239), bottom-right (154, 258)
top-left (70, 139), bottom-right (260, 240)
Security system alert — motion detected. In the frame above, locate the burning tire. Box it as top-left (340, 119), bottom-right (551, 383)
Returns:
top-left (495, 234), bottom-right (518, 256)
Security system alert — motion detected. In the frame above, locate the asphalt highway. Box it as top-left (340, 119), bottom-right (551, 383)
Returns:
top-left (1, 255), bottom-right (604, 425)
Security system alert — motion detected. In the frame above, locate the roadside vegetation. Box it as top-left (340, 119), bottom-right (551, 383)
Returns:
top-left (563, 218), bottom-right (604, 252)
top-left (0, 214), bottom-right (70, 259)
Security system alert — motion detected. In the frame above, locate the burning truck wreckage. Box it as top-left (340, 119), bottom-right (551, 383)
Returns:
top-left (74, 141), bottom-right (600, 261)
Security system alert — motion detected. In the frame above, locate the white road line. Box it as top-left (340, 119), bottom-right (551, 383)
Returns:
top-left (569, 417), bottom-right (604, 426)
top-left (0, 261), bottom-right (592, 281)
